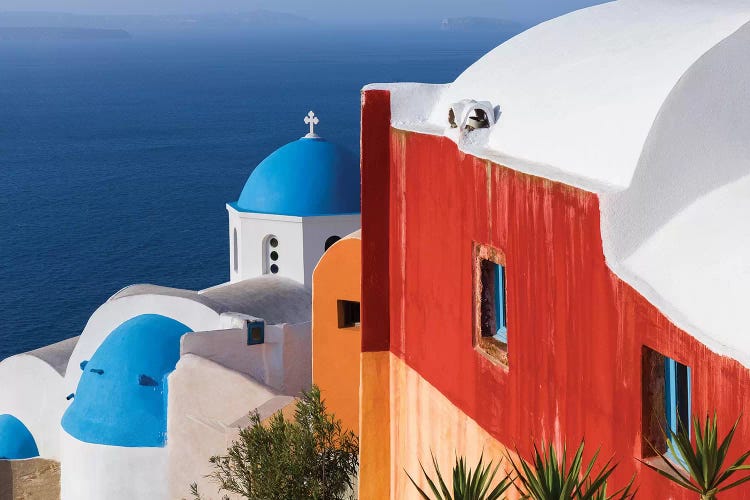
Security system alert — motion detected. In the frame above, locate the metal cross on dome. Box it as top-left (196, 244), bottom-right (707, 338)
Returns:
top-left (304, 111), bottom-right (320, 138)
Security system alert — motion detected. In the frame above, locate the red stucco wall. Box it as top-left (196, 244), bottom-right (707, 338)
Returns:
top-left (360, 89), bottom-right (750, 498)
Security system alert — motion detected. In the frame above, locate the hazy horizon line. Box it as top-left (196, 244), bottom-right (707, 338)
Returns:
top-left (0, 9), bottom-right (538, 26)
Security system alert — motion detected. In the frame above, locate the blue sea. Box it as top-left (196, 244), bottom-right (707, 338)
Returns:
top-left (0, 28), bottom-right (510, 359)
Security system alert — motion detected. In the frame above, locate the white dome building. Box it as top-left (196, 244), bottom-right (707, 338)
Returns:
top-left (0, 114), bottom-right (359, 499)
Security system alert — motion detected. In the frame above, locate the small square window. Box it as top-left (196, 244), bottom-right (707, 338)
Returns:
top-left (642, 347), bottom-right (691, 458)
top-left (337, 300), bottom-right (360, 328)
top-left (247, 321), bottom-right (265, 345)
top-left (474, 244), bottom-right (508, 367)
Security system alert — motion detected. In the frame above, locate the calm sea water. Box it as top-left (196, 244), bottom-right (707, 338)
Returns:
top-left (0, 28), bottom-right (510, 359)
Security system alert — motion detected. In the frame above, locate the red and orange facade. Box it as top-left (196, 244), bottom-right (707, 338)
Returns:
top-left (356, 88), bottom-right (750, 499)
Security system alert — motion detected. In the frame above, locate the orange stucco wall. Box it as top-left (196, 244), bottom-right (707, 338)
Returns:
top-left (359, 351), bottom-right (391, 500)
top-left (360, 352), bottom-right (521, 500)
top-left (312, 236), bottom-right (361, 434)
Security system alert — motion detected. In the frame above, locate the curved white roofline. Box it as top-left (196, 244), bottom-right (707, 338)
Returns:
top-left (371, 0), bottom-right (750, 192)
top-left (602, 20), bottom-right (750, 367)
top-left (369, 0), bottom-right (750, 368)
top-left (65, 275), bottom-right (311, 394)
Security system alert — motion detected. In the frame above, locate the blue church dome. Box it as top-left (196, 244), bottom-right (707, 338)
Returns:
top-left (0, 414), bottom-right (38, 459)
top-left (233, 135), bottom-right (360, 217)
top-left (61, 314), bottom-right (192, 448)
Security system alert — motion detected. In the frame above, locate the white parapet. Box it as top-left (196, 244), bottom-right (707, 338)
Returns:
top-left (60, 430), bottom-right (168, 500)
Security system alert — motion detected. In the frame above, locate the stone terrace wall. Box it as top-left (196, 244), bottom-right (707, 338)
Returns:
top-left (0, 458), bottom-right (60, 500)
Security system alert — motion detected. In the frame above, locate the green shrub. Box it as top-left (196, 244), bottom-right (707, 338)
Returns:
top-left (192, 385), bottom-right (358, 500)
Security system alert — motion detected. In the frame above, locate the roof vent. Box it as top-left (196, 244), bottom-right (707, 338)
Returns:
top-left (449, 100), bottom-right (497, 131)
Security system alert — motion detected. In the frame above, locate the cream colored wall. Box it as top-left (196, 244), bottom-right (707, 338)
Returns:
top-left (179, 323), bottom-right (311, 397)
top-left (167, 354), bottom-right (280, 500)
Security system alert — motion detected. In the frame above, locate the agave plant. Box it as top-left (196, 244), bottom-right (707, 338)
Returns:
top-left (578, 476), bottom-right (637, 500)
top-left (406, 451), bottom-right (514, 500)
top-left (640, 413), bottom-right (750, 500)
top-left (507, 440), bottom-right (635, 500)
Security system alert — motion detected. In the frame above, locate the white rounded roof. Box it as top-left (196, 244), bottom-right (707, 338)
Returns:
top-left (374, 0), bottom-right (750, 192)
top-left (367, 0), bottom-right (750, 366)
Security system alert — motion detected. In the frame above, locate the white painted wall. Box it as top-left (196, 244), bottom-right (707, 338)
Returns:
top-left (180, 322), bottom-right (311, 397)
top-left (0, 355), bottom-right (66, 459)
top-left (601, 22), bottom-right (750, 368)
top-left (277, 322), bottom-right (312, 397)
top-left (228, 206), bottom-right (360, 288)
top-left (228, 206), bottom-right (305, 285)
top-left (301, 214), bottom-right (361, 289)
top-left (170, 320), bottom-right (311, 499)
top-left (63, 293), bottom-right (223, 396)
top-left (167, 354), bottom-right (281, 500)
top-left (60, 430), bottom-right (168, 500)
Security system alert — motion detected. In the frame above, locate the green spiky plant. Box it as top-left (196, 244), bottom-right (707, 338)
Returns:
top-left (406, 452), bottom-right (514, 500)
top-left (578, 476), bottom-right (637, 500)
top-left (506, 440), bottom-right (636, 500)
top-left (639, 413), bottom-right (750, 500)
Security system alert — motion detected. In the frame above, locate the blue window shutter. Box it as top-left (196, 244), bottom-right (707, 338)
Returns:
top-left (664, 357), bottom-right (691, 465)
top-left (665, 358), bottom-right (677, 434)
top-left (494, 264), bottom-right (507, 343)
top-left (685, 366), bottom-right (693, 429)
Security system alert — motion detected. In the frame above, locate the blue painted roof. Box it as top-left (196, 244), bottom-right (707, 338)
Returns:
top-left (234, 137), bottom-right (360, 216)
top-left (61, 314), bottom-right (192, 448)
top-left (0, 414), bottom-right (39, 459)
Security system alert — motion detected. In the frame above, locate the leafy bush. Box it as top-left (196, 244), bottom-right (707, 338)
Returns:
top-left (192, 385), bottom-right (358, 500)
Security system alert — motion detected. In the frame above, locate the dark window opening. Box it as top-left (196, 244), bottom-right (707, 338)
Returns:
top-left (247, 321), bottom-right (265, 345)
top-left (337, 300), bottom-right (361, 328)
top-left (325, 235), bottom-right (341, 251)
top-left (642, 346), bottom-right (691, 458)
top-left (264, 235), bottom-right (279, 275)
top-left (474, 254), bottom-right (508, 367)
top-left (479, 259), bottom-right (507, 342)
top-left (474, 245), bottom-right (508, 368)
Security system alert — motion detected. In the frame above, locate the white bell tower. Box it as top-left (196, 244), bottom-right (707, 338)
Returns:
top-left (227, 112), bottom-right (360, 288)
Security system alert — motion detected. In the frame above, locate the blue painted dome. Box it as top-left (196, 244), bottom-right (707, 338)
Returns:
top-left (234, 137), bottom-right (360, 216)
top-left (61, 314), bottom-right (192, 448)
top-left (0, 414), bottom-right (39, 459)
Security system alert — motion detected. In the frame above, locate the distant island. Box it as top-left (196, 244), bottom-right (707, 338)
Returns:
top-left (441, 17), bottom-right (523, 32)
top-left (0, 27), bottom-right (131, 40)
top-left (0, 10), bottom-right (311, 35)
